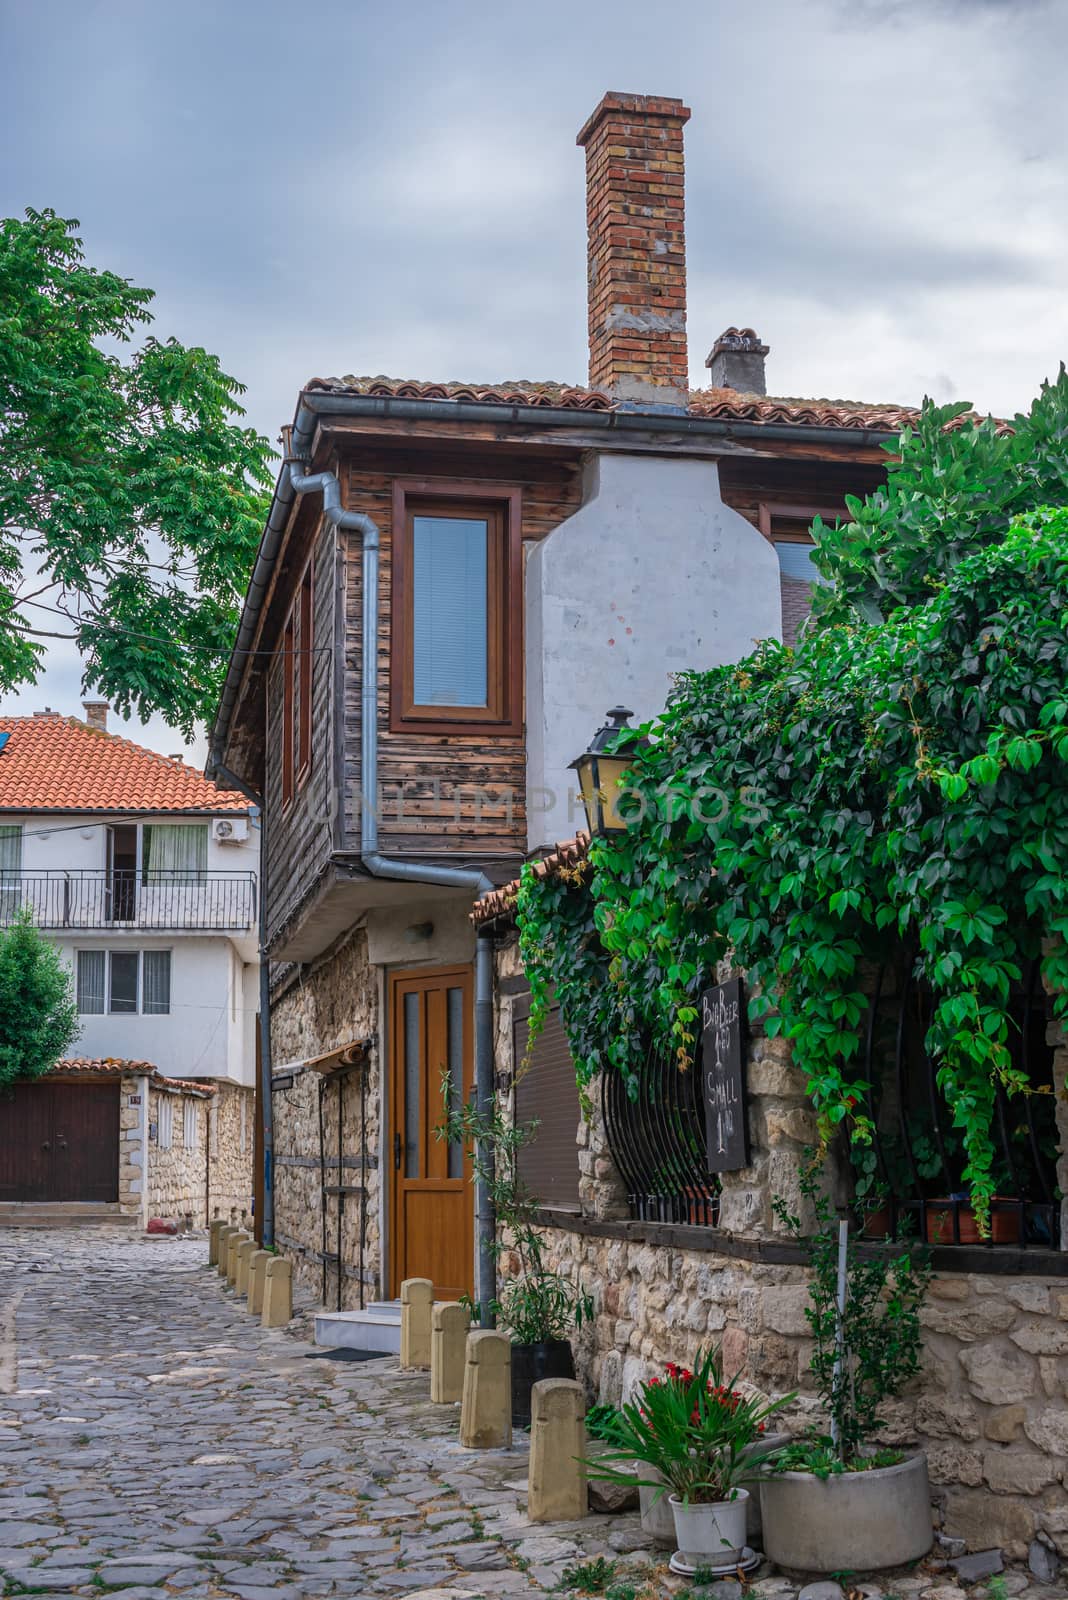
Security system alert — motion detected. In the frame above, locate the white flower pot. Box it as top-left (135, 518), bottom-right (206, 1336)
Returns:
top-left (669, 1490), bottom-right (749, 1567)
top-left (636, 1463), bottom-right (675, 1545)
top-left (758, 1451), bottom-right (932, 1572)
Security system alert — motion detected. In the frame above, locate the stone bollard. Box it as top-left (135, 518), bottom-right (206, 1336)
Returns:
top-left (431, 1301), bottom-right (471, 1403)
top-left (247, 1250), bottom-right (271, 1316)
top-left (528, 1378), bottom-right (587, 1522)
top-left (235, 1237), bottom-right (256, 1298)
top-left (261, 1256), bottom-right (292, 1327)
top-left (459, 1329), bottom-right (512, 1450)
top-left (216, 1224), bottom-right (237, 1277)
top-left (399, 1278), bottom-right (433, 1369)
top-left (208, 1218), bottom-right (225, 1266)
top-left (226, 1229), bottom-right (250, 1287)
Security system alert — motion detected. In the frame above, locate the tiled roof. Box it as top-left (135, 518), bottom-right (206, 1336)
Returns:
top-left (50, 1059), bottom-right (216, 1095)
top-left (306, 374), bottom-right (927, 434)
top-left (0, 715), bottom-right (248, 815)
top-left (472, 833), bottom-right (591, 926)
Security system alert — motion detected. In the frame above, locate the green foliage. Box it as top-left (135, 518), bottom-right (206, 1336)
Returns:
top-left (0, 909), bottom-right (79, 1085)
top-left (554, 1558), bottom-right (617, 1594)
top-left (0, 208), bottom-right (273, 734)
top-left (517, 373), bottom-right (1068, 1228)
top-left (586, 1345), bottom-right (793, 1505)
top-left (437, 1079), bottom-right (593, 1343)
top-left (584, 1401), bottom-right (624, 1441)
top-left (773, 1171), bottom-right (930, 1467)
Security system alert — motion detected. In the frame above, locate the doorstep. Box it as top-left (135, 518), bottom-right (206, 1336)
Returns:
top-left (0, 1202), bottom-right (139, 1228)
top-left (314, 1299), bottom-right (401, 1354)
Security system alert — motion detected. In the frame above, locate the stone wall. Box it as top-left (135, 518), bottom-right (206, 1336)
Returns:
top-left (208, 1082), bottom-right (255, 1225)
top-left (269, 926), bottom-right (379, 1307)
top-left (118, 1072), bottom-right (148, 1220)
top-left (493, 938), bottom-right (1068, 1565)
top-left (146, 1083), bottom-right (212, 1225)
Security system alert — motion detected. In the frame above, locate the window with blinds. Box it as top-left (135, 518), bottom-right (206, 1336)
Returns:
top-left (513, 999), bottom-right (582, 1211)
top-left (77, 950), bottom-right (106, 1015)
top-left (183, 1099), bottom-right (198, 1150)
top-left (157, 1096), bottom-right (173, 1149)
top-left (143, 951), bottom-right (171, 1015)
top-left (75, 950), bottom-right (170, 1015)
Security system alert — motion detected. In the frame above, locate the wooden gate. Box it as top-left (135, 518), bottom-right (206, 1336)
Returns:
top-left (0, 1080), bottom-right (120, 1202)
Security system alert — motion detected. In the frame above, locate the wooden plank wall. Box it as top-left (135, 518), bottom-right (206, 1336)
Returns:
top-left (341, 447), bottom-right (582, 874)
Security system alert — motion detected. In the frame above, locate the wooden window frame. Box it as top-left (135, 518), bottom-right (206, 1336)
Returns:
top-left (297, 560), bottom-right (313, 784)
top-left (389, 479), bottom-right (523, 737)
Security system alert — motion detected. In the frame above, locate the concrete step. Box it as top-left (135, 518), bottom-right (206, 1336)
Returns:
top-left (315, 1300), bottom-right (401, 1354)
top-left (0, 1202), bottom-right (139, 1229)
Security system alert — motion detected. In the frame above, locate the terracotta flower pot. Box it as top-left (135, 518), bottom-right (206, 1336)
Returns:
top-left (925, 1198), bottom-right (1021, 1245)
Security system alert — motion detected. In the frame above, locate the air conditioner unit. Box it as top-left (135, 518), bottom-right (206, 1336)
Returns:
top-left (213, 816), bottom-right (249, 844)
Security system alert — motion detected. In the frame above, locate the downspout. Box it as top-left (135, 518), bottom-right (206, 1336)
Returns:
top-left (286, 456), bottom-right (497, 1314)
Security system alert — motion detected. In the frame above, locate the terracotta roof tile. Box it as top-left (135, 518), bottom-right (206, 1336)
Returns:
top-left (0, 716), bottom-right (249, 815)
top-left (305, 374), bottom-right (933, 433)
top-left (49, 1059), bottom-right (216, 1095)
top-left (472, 833), bottom-right (591, 926)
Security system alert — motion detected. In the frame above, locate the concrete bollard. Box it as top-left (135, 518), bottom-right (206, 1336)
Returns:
top-left (208, 1218), bottom-right (225, 1266)
top-left (261, 1256), bottom-right (292, 1327)
top-left (459, 1329), bottom-right (512, 1450)
top-left (528, 1378), bottom-right (588, 1522)
top-left (235, 1237), bottom-right (256, 1298)
top-left (216, 1224), bottom-right (237, 1277)
top-left (400, 1277), bottom-right (433, 1369)
top-left (431, 1301), bottom-right (471, 1403)
top-left (247, 1250), bottom-right (271, 1316)
top-left (226, 1229), bottom-right (250, 1287)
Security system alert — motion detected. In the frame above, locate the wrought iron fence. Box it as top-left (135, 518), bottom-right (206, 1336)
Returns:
top-left (602, 1037), bottom-right (720, 1225)
top-left (0, 869), bottom-right (257, 932)
top-left (853, 959), bottom-right (1061, 1250)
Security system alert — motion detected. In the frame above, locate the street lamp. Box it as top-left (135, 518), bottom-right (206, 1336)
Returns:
top-left (569, 706), bottom-right (646, 837)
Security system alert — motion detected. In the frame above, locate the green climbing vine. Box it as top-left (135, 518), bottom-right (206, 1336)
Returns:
top-left (517, 375), bottom-right (1068, 1231)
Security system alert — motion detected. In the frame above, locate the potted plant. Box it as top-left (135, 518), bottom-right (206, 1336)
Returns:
top-left (586, 1346), bottom-right (793, 1571)
top-left (759, 1171), bottom-right (934, 1573)
top-left (439, 1079), bottom-right (593, 1428)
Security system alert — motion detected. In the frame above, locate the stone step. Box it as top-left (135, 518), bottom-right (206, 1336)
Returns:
top-left (0, 1202), bottom-right (139, 1228)
top-left (314, 1301), bottom-right (401, 1354)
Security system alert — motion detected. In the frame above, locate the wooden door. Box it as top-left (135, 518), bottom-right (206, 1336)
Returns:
top-left (0, 1081), bottom-right (119, 1201)
top-left (389, 966), bottom-right (474, 1300)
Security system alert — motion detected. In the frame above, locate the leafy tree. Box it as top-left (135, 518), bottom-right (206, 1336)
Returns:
top-left (0, 909), bottom-right (79, 1086)
top-left (0, 208), bottom-right (273, 735)
top-left (518, 373), bottom-right (1068, 1230)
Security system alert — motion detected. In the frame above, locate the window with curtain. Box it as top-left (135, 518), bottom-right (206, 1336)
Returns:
top-left (0, 825), bottom-right (22, 918)
top-left (109, 952), bottom-right (139, 1013)
top-left (157, 1096), bottom-right (173, 1150)
top-left (183, 1099), bottom-right (198, 1150)
top-left (142, 824), bottom-right (208, 885)
top-left (390, 487), bottom-right (521, 735)
top-left (77, 950), bottom-right (106, 1014)
top-left (143, 951), bottom-right (171, 1015)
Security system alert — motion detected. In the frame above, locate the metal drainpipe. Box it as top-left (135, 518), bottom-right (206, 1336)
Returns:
top-left (475, 928), bottom-right (496, 1325)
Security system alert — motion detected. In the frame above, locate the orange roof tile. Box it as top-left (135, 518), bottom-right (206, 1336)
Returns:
top-left (472, 833), bottom-right (591, 926)
top-left (306, 374), bottom-right (935, 433)
top-left (0, 715), bottom-right (249, 815)
top-left (50, 1059), bottom-right (216, 1094)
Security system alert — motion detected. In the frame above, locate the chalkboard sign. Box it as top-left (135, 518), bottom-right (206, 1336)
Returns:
top-left (700, 978), bottom-right (749, 1173)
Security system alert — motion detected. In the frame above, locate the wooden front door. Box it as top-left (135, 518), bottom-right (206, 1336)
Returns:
top-left (389, 965), bottom-right (474, 1300)
top-left (0, 1081), bottom-right (120, 1202)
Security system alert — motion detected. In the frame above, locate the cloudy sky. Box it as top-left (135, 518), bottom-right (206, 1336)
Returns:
top-left (2, 0), bottom-right (1066, 764)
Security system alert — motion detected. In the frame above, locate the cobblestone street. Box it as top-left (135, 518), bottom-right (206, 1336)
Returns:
top-left (0, 1228), bottom-right (1062, 1600)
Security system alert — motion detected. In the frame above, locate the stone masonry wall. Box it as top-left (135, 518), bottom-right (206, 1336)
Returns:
top-left (147, 1085), bottom-right (212, 1225)
top-left (117, 1073), bottom-right (147, 1219)
top-left (494, 938), bottom-right (1068, 1564)
top-left (207, 1082), bottom-right (255, 1225)
top-left (269, 926), bottom-right (379, 1308)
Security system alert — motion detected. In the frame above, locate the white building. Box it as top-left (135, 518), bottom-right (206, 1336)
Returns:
top-left (0, 706), bottom-right (259, 1221)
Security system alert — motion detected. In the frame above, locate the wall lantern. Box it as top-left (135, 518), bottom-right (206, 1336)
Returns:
top-left (569, 706), bottom-right (646, 837)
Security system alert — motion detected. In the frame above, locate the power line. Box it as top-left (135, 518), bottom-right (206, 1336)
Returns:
top-left (2, 596), bottom-right (333, 661)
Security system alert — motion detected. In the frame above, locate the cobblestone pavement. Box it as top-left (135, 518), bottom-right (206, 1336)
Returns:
top-left (0, 1228), bottom-right (1060, 1600)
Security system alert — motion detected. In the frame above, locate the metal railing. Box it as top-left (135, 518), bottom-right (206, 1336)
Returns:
top-left (0, 869), bottom-right (257, 932)
top-left (602, 1037), bottom-right (720, 1226)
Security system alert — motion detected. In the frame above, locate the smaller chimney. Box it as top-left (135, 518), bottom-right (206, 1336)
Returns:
top-left (33, 707), bottom-right (57, 717)
top-left (82, 700), bottom-right (109, 732)
top-left (706, 328), bottom-right (769, 395)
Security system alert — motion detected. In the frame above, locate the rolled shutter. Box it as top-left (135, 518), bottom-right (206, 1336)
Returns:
top-left (513, 1000), bottom-right (581, 1210)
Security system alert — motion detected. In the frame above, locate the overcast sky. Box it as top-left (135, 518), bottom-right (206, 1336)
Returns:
top-left (2, 0), bottom-right (1066, 765)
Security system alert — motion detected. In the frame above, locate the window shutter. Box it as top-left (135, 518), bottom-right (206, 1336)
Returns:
top-left (513, 1001), bottom-right (581, 1210)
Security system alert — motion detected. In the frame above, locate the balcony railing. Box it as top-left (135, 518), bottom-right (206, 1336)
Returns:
top-left (0, 870), bottom-right (257, 933)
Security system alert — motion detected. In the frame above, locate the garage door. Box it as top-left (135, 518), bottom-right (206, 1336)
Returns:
top-left (0, 1081), bottom-right (120, 1202)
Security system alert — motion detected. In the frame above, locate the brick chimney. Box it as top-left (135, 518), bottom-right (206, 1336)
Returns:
top-left (577, 91), bottom-right (692, 407)
top-left (82, 700), bottom-right (108, 731)
top-left (706, 327), bottom-right (770, 395)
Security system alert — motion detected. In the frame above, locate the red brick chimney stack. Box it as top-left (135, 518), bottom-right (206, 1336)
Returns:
top-left (577, 91), bottom-right (692, 407)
